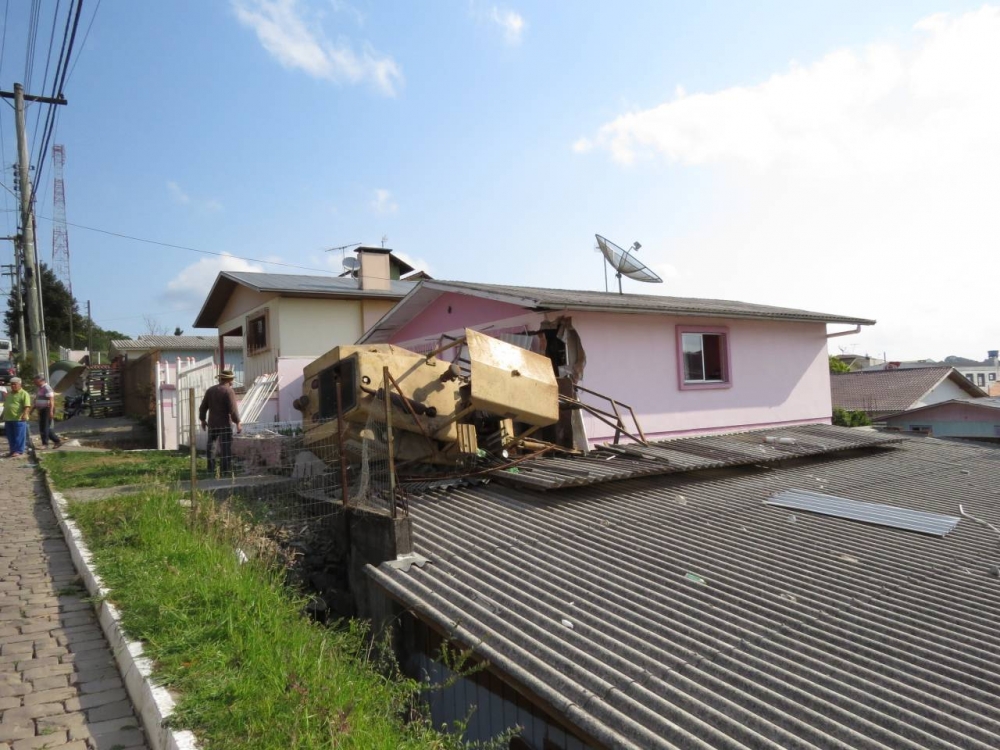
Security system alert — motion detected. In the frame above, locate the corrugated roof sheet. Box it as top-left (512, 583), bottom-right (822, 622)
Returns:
top-left (831, 366), bottom-right (986, 417)
top-left (224, 271), bottom-right (414, 297)
top-left (765, 489), bottom-right (961, 536)
top-left (111, 335), bottom-right (242, 351)
top-left (407, 424), bottom-right (902, 491)
top-left (371, 435), bottom-right (1000, 750)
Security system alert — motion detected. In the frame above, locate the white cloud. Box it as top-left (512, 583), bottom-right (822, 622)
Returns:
top-left (575, 6), bottom-right (1000, 360)
top-left (168, 181), bottom-right (224, 214)
top-left (163, 253), bottom-right (265, 310)
top-left (231, 0), bottom-right (403, 96)
top-left (167, 181), bottom-right (190, 205)
top-left (490, 6), bottom-right (525, 44)
top-left (371, 188), bottom-right (398, 215)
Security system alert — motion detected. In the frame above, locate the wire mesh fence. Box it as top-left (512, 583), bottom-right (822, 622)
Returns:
top-left (210, 386), bottom-right (403, 532)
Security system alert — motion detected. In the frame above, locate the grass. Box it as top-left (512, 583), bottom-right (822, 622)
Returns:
top-left (42, 450), bottom-right (206, 489)
top-left (68, 490), bottom-right (470, 749)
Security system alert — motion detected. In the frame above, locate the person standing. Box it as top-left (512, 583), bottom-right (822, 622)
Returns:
top-left (32, 375), bottom-right (62, 449)
top-left (3, 377), bottom-right (32, 457)
top-left (199, 368), bottom-right (242, 473)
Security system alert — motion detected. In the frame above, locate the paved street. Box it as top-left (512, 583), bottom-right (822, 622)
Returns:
top-left (0, 455), bottom-right (149, 750)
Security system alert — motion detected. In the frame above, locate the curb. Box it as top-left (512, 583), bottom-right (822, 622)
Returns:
top-left (39, 464), bottom-right (200, 750)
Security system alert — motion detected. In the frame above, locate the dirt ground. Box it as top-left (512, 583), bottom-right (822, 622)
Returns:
top-left (35, 414), bottom-right (156, 451)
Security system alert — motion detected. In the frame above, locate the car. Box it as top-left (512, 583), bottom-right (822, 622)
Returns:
top-left (0, 360), bottom-right (16, 385)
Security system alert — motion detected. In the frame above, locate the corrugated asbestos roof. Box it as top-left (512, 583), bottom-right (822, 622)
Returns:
top-left (831, 366), bottom-right (986, 417)
top-left (360, 280), bottom-right (875, 343)
top-left (194, 271), bottom-right (415, 328)
top-left (473, 424), bottom-right (902, 491)
top-left (370, 435), bottom-right (1000, 750)
top-left (110, 335), bottom-right (242, 351)
top-left (222, 271), bottom-right (415, 296)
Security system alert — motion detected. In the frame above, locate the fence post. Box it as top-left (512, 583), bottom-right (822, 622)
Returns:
top-left (189, 387), bottom-right (197, 515)
top-left (383, 367), bottom-right (396, 518)
top-left (336, 380), bottom-right (350, 508)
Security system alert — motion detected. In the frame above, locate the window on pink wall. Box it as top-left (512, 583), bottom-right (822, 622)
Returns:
top-left (677, 326), bottom-right (731, 389)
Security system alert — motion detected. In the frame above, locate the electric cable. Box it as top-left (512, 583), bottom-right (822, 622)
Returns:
top-left (64, 0), bottom-right (100, 87)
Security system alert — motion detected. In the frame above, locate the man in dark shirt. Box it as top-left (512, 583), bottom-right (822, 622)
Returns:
top-left (199, 368), bottom-right (242, 473)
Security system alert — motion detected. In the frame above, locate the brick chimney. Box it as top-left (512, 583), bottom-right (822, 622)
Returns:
top-left (356, 247), bottom-right (391, 291)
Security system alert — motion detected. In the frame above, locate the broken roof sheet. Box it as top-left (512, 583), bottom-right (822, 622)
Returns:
top-left (371, 435), bottom-right (1000, 750)
top-left (360, 280), bottom-right (875, 343)
top-left (434, 424), bottom-right (904, 491)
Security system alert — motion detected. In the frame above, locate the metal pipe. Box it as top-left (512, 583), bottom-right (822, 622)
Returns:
top-left (336, 380), bottom-right (350, 508)
top-left (826, 325), bottom-right (862, 339)
top-left (383, 367), bottom-right (397, 518)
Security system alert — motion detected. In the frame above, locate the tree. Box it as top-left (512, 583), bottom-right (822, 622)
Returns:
top-left (174, 327), bottom-right (184, 336)
top-left (829, 356), bottom-right (852, 373)
top-left (143, 314), bottom-right (167, 336)
top-left (5, 262), bottom-right (128, 356)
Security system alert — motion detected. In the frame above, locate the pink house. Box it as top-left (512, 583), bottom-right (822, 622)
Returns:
top-left (359, 280), bottom-right (874, 442)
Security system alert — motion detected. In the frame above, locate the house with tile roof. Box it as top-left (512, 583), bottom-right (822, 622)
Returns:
top-left (831, 366), bottom-right (986, 421)
top-left (358, 280), bottom-right (875, 441)
top-left (193, 247), bottom-right (418, 421)
top-left (361, 427), bottom-right (1000, 749)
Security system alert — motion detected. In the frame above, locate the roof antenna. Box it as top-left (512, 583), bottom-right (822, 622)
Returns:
top-left (381, 234), bottom-right (388, 248)
top-left (595, 234), bottom-right (663, 294)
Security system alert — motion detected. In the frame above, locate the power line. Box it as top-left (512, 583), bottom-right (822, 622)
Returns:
top-left (30, 0), bottom-right (63, 154)
top-left (33, 213), bottom-right (340, 274)
top-left (65, 0), bottom-right (100, 87)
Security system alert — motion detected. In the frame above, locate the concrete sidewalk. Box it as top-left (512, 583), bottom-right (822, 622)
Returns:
top-left (0, 456), bottom-right (149, 750)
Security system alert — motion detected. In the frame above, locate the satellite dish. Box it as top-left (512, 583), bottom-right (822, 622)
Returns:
top-left (595, 234), bottom-right (662, 293)
top-left (343, 257), bottom-right (360, 275)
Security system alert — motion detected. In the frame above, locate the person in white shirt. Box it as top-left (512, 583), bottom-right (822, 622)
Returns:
top-left (32, 375), bottom-right (62, 449)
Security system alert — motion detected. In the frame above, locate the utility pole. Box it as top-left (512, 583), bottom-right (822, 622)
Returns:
top-left (87, 300), bottom-right (93, 355)
top-left (1, 243), bottom-right (25, 353)
top-left (1, 83), bottom-right (68, 381)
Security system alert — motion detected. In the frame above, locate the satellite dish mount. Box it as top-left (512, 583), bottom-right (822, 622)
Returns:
top-left (595, 234), bottom-right (663, 294)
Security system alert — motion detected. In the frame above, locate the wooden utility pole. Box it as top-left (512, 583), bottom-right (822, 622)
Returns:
top-left (1, 84), bottom-right (68, 381)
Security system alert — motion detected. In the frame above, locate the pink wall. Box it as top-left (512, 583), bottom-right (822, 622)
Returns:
top-left (388, 291), bottom-right (833, 442)
top-left (568, 312), bottom-right (832, 440)
top-left (392, 292), bottom-right (532, 346)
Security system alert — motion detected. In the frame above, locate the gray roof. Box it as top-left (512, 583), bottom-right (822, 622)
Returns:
top-left (831, 366), bottom-right (986, 417)
top-left (111, 335), bottom-right (242, 352)
top-left (882, 397), bottom-right (1000, 421)
top-left (360, 280), bottom-right (875, 343)
top-left (194, 271), bottom-right (415, 328)
top-left (370, 433), bottom-right (1000, 749)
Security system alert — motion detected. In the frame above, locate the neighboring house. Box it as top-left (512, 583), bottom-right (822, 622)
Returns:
top-left (110, 335), bottom-right (243, 419)
top-left (193, 247), bottom-right (417, 422)
top-left (368, 429), bottom-right (1000, 749)
top-left (831, 366), bottom-right (986, 421)
top-left (864, 352), bottom-right (1000, 390)
top-left (882, 397), bottom-right (1000, 439)
top-left (358, 280), bottom-right (874, 442)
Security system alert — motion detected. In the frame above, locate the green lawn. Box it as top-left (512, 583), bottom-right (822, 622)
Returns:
top-left (42, 450), bottom-right (206, 489)
top-left (68, 491), bottom-right (470, 749)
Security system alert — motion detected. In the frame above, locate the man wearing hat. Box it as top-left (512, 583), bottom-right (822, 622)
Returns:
top-left (2, 377), bottom-right (32, 457)
top-left (198, 368), bottom-right (242, 473)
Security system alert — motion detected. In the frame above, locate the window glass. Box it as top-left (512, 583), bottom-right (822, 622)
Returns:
top-left (682, 333), bottom-right (704, 381)
top-left (978, 374), bottom-right (986, 386)
top-left (682, 332), bottom-right (726, 383)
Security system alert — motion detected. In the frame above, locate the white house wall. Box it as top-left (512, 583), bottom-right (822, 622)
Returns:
top-left (274, 297), bottom-right (395, 357)
top-left (915, 377), bottom-right (978, 408)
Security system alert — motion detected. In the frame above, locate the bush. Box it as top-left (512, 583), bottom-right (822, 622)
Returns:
top-left (832, 407), bottom-right (872, 427)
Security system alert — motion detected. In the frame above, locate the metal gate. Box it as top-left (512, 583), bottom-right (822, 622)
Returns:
top-left (176, 358), bottom-right (219, 449)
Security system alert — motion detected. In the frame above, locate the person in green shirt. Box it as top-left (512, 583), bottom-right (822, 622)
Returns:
top-left (3, 377), bottom-right (32, 457)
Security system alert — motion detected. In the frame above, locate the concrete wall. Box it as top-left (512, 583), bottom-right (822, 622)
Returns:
top-left (275, 298), bottom-right (387, 356)
top-left (391, 293), bottom-right (832, 441)
top-left (217, 285), bottom-right (271, 327)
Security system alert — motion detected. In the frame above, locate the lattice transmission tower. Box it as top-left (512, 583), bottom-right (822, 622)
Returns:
top-left (52, 144), bottom-right (74, 347)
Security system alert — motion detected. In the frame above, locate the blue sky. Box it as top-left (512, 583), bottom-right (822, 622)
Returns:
top-left (0, 0), bottom-right (995, 361)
